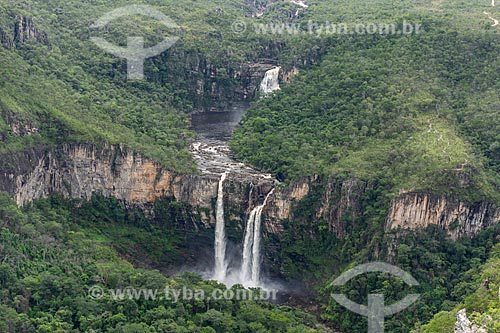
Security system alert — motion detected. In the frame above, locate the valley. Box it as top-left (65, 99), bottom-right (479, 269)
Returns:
top-left (1, 0), bottom-right (500, 332)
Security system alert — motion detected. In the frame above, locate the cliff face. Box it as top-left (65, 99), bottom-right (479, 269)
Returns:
top-left (0, 144), bottom-right (368, 237)
top-left (265, 176), bottom-right (367, 237)
top-left (0, 15), bottom-right (49, 49)
top-left (267, 179), bottom-right (500, 240)
top-left (455, 309), bottom-right (488, 333)
top-left (0, 144), bottom-right (270, 229)
top-left (1, 144), bottom-right (499, 240)
top-left (386, 193), bottom-right (500, 239)
top-left (159, 45), bottom-right (285, 110)
top-left (159, 41), bottom-right (316, 110)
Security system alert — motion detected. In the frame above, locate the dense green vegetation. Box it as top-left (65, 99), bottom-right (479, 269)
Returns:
top-left (415, 242), bottom-right (500, 332)
top-left (227, 2), bottom-right (500, 330)
top-left (2, 0), bottom-right (500, 332)
top-left (226, 4), bottom-right (500, 329)
top-left (2, 187), bottom-right (499, 332)
top-left (0, 194), bottom-right (326, 332)
top-left (232, 28), bottom-right (500, 202)
top-left (260, 179), bottom-right (500, 332)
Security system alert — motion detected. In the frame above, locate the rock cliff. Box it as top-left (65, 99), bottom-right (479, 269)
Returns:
top-left (0, 144), bottom-right (270, 228)
top-left (455, 309), bottom-right (488, 333)
top-left (265, 176), bottom-right (367, 237)
top-left (1, 144), bottom-right (498, 240)
top-left (0, 15), bottom-right (49, 49)
top-left (157, 45), bottom-right (285, 110)
top-left (0, 144), bottom-right (370, 237)
top-left (386, 192), bottom-right (500, 239)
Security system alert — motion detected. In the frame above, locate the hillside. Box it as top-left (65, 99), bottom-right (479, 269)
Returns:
top-left (231, 3), bottom-right (500, 203)
top-left (1, 0), bottom-right (500, 332)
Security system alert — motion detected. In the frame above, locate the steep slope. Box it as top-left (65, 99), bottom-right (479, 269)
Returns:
top-left (2, 0), bottom-right (500, 332)
top-left (231, 31), bottom-right (500, 202)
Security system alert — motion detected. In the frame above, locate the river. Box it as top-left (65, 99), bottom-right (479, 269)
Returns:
top-left (190, 102), bottom-right (273, 181)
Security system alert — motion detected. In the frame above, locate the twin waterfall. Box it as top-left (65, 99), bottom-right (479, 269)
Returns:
top-left (212, 173), bottom-right (274, 287)
top-left (241, 189), bottom-right (275, 286)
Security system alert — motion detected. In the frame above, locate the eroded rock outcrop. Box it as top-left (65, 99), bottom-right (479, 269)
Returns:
top-left (265, 176), bottom-right (367, 237)
top-left (14, 15), bottom-right (48, 45)
top-left (317, 179), bottom-right (367, 237)
top-left (0, 15), bottom-right (49, 49)
top-left (0, 143), bottom-right (372, 239)
top-left (0, 144), bottom-right (272, 228)
top-left (265, 179), bottom-right (310, 234)
top-left (455, 309), bottom-right (488, 333)
top-left (162, 47), bottom-right (283, 110)
top-left (1, 143), bottom-right (498, 240)
top-left (386, 193), bottom-right (500, 239)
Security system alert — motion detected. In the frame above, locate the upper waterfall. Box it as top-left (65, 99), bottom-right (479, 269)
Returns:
top-left (259, 67), bottom-right (281, 96)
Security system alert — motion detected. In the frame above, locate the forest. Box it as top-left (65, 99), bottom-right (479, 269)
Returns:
top-left (1, 0), bottom-right (500, 332)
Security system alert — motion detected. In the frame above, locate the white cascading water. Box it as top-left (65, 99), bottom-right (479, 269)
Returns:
top-left (213, 172), bottom-right (228, 281)
top-left (259, 67), bottom-right (281, 96)
top-left (240, 208), bottom-right (257, 283)
top-left (240, 189), bottom-right (275, 286)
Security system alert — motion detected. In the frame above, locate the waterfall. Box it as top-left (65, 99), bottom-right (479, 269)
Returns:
top-left (213, 172), bottom-right (228, 281)
top-left (248, 182), bottom-right (254, 206)
top-left (259, 67), bottom-right (281, 96)
top-left (240, 208), bottom-right (257, 283)
top-left (240, 189), bottom-right (275, 286)
top-left (250, 203), bottom-right (265, 283)
top-left (241, 181), bottom-right (256, 281)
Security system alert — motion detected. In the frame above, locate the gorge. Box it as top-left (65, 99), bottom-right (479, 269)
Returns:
top-left (3, 1), bottom-right (500, 330)
top-left (2, 85), bottom-right (499, 287)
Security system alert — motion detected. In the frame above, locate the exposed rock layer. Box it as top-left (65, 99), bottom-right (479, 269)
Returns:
top-left (386, 193), bottom-right (500, 239)
top-left (0, 144), bottom-right (498, 239)
top-left (0, 15), bottom-right (49, 49)
top-left (455, 309), bottom-right (488, 333)
top-left (0, 144), bottom-right (273, 228)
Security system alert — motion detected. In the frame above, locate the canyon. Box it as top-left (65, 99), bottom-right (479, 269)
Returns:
top-left (1, 87), bottom-right (499, 283)
top-left (1, 13), bottom-right (499, 281)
